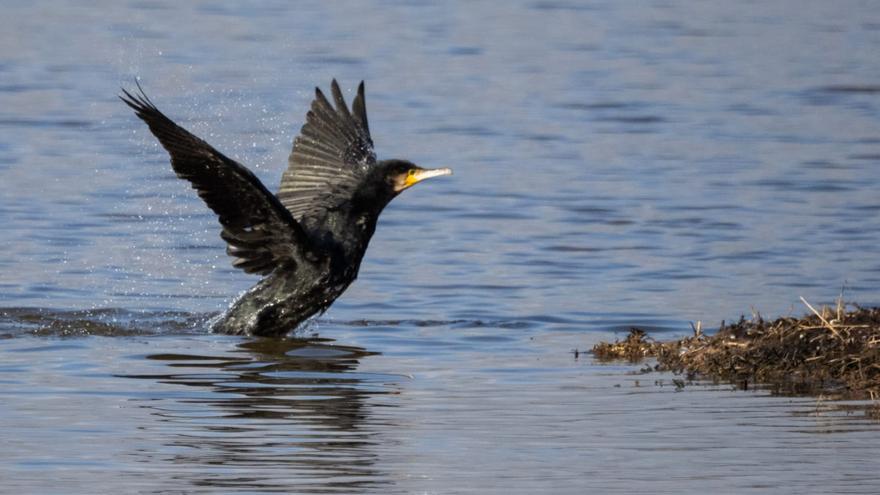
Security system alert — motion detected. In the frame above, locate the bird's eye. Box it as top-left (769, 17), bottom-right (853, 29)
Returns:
top-left (407, 169), bottom-right (415, 176)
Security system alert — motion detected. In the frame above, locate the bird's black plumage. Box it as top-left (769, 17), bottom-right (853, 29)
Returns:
top-left (120, 80), bottom-right (451, 336)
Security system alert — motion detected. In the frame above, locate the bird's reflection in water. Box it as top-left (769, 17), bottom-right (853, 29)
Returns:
top-left (122, 337), bottom-right (399, 493)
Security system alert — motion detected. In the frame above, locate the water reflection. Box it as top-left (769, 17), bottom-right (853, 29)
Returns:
top-left (120, 338), bottom-right (397, 493)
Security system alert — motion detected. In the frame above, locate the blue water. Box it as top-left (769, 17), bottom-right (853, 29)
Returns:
top-left (2, 1), bottom-right (880, 493)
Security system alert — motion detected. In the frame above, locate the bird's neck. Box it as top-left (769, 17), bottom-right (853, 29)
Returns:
top-left (304, 182), bottom-right (394, 263)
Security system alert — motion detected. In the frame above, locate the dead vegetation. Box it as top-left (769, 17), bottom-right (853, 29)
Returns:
top-left (593, 300), bottom-right (880, 398)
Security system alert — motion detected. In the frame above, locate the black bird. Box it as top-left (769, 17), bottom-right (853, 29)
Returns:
top-left (120, 80), bottom-right (451, 336)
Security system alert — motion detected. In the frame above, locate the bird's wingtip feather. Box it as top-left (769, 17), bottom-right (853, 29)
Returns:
top-left (119, 79), bottom-right (160, 115)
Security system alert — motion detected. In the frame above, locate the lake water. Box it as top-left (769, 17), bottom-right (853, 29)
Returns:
top-left (2, 1), bottom-right (880, 493)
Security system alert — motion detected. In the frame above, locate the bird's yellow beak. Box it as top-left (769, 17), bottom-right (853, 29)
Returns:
top-left (404, 167), bottom-right (453, 188)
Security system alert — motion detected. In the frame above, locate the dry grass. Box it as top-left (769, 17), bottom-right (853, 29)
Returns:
top-left (593, 300), bottom-right (880, 398)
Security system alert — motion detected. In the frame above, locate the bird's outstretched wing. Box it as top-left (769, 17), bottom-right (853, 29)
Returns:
top-left (278, 80), bottom-right (376, 221)
top-left (120, 84), bottom-right (320, 275)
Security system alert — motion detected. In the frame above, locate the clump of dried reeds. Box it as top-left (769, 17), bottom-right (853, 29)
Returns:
top-left (592, 328), bottom-right (664, 362)
top-left (593, 300), bottom-right (880, 398)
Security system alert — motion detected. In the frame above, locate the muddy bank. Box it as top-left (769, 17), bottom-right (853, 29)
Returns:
top-left (594, 303), bottom-right (880, 398)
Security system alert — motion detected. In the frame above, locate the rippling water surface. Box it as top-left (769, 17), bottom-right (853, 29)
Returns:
top-left (2, 1), bottom-right (880, 493)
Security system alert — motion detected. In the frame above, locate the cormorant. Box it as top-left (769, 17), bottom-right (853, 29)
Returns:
top-left (120, 80), bottom-right (451, 336)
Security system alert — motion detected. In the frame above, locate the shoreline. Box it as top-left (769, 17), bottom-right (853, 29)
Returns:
top-left (594, 301), bottom-right (880, 400)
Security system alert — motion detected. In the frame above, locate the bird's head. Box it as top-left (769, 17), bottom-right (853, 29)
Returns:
top-left (380, 159), bottom-right (453, 195)
top-left (352, 160), bottom-right (452, 220)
